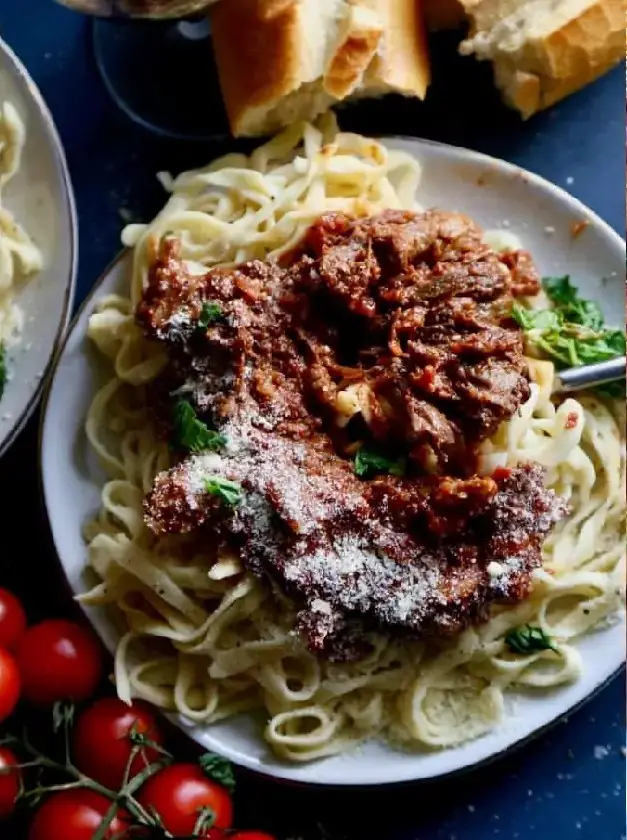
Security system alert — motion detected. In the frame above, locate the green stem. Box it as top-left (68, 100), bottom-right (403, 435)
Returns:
top-left (121, 745), bottom-right (141, 789)
top-left (2, 760), bottom-right (44, 771)
top-left (124, 759), bottom-right (167, 797)
top-left (17, 743), bottom-right (117, 800)
top-left (123, 795), bottom-right (154, 826)
top-left (93, 798), bottom-right (122, 840)
top-left (1, 714), bottom-right (174, 836)
top-left (22, 780), bottom-right (85, 799)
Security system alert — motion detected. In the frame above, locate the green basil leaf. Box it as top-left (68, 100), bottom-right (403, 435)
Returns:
top-left (198, 752), bottom-right (236, 793)
top-left (542, 275), bottom-right (578, 306)
top-left (512, 304), bottom-right (560, 332)
top-left (534, 333), bottom-right (580, 367)
top-left (198, 301), bottom-right (223, 330)
top-left (172, 400), bottom-right (226, 453)
top-left (505, 624), bottom-right (558, 655)
top-left (565, 298), bottom-right (604, 331)
top-left (573, 334), bottom-right (624, 365)
top-left (204, 476), bottom-right (242, 506)
top-left (604, 330), bottom-right (626, 355)
top-left (515, 280), bottom-right (625, 400)
top-left (354, 447), bottom-right (406, 479)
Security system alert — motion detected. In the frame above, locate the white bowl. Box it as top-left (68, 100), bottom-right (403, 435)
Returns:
top-left (40, 138), bottom-right (625, 786)
top-left (0, 37), bottom-right (77, 457)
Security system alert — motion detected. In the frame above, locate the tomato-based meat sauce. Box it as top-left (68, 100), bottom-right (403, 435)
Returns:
top-left (138, 210), bottom-right (566, 660)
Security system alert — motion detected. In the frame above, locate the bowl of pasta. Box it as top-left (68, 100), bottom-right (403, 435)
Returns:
top-left (0, 37), bottom-right (77, 458)
top-left (40, 118), bottom-right (625, 785)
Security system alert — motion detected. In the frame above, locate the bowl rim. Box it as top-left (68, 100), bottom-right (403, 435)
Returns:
top-left (0, 35), bottom-right (78, 460)
top-left (37, 135), bottom-right (626, 786)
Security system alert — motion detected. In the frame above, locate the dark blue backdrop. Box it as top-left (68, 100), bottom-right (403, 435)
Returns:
top-left (0, 3), bottom-right (624, 838)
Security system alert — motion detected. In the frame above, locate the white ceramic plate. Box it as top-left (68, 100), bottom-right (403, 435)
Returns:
top-left (0, 37), bottom-right (77, 457)
top-left (40, 138), bottom-right (625, 786)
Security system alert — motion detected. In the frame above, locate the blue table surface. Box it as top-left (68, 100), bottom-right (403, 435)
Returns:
top-left (0, 2), bottom-right (625, 838)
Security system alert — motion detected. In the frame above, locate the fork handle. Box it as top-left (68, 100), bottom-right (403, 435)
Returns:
top-left (554, 356), bottom-right (626, 393)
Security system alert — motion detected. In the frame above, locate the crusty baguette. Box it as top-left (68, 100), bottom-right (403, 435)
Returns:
top-left (210, 0), bottom-right (430, 137)
top-left (458, 0), bottom-right (625, 118)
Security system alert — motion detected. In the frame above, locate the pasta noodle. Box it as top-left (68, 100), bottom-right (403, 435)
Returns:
top-left (81, 118), bottom-right (626, 761)
top-left (0, 101), bottom-right (43, 347)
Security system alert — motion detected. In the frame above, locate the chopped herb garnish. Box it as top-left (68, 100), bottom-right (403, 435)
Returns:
top-left (204, 476), bottom-right (242, 507)
top-left (172, 400), bottom-right (226, 453)
top-left (543, 275), bottom-right (604, 330)
top-left (511, 276), bottom-right (625, 398)
top-left (198, 752), bottom-right (236, 793)
top-left (511, 304), bottom-right (560, 333)
top-left (197, 301), bottom-right (223, 330)
top-left (0, 344), bottom-right (5, 401)
top-left (505, 624), bottom-right (558, 655)
top-left (354, 447), bottom-right (406, 479)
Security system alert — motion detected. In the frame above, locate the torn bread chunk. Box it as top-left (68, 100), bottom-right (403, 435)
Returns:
top-left (458, 0), bottom-right (625, 118)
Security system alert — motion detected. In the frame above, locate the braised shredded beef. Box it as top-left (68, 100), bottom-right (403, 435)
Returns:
top-left (137, 210), bottom-right (564, 660)
top-left (500, 249), bottom-right (542, 298)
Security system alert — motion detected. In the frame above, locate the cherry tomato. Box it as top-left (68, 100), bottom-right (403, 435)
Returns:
top-left (231, 833), bottom-right (277, 840)
top-left (73, 698), bottom-right (165, 791)
top-left (0, 589), bottom-right (27, 651)
top-left (0, 648), bottom-right (20, 722)
top-left (15, 620), bottom-right (101, 706)
top-left (28, 790), bottom-right (130, 840)
top-left (0, 747), bottom-right (21, 820)
top-left (137, 763), bottom-right (233, 835)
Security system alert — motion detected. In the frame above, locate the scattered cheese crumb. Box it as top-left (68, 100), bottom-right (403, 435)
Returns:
top-left (487, 561), bottom-right (505, 578)
top-left (593, 744), bottom-right (610, 760)
top-left (544, 226), bottom-right (556, 235)
top-left (566, 176), bottom-right (575, 185)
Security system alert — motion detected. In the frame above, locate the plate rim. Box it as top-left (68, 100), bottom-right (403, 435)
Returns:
top-left (0, 35), bottom-right (78, 459)
top-left (38, 136), bottom-right (626, 786)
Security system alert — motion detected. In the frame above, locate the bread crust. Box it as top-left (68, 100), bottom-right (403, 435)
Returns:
top-left (532, 1), bottom-right (624, 113)
top-left (211, 0), bottom-right (304, 136)
top-left (324, 4), bottom-right (383, 99)
top-left (460, 0), bottom-right (625, 118)
top-left (368, 0), bottom-right (431, 96)
top-left (211, 0), bottom-right (430, 137)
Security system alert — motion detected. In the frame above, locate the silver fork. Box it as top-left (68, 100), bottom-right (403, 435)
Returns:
top-left (554, 356), bottom-right (626, 393)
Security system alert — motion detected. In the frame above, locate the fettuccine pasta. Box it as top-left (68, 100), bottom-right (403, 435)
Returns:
top-left (81, 118), bottom-right (625, 761)
top-left (0, 101), bottom-right (43, 349)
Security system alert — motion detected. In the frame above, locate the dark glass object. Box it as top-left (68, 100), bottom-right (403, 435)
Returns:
top-left (92, 15), bottom-right (230, 141)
